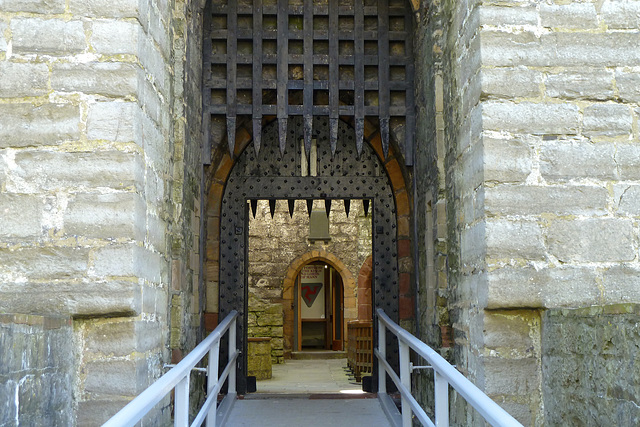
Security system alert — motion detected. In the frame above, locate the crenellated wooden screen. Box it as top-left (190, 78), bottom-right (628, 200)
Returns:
top-left (203, 0), bottom-right (415, 165)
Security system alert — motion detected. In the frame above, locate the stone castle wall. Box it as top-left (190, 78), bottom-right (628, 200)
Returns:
top-left (542, 305), bottom-right (640, 426)
top-left (1, 0), bottom-right (640, 424)
top-left (0, 0), bottom-right (205, 422)
top-left (413, 0), bottom-right (640, 425)
top-left (0, 314), bottom-right (73, 426)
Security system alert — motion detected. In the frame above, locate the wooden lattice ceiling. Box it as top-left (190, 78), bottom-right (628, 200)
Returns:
top-left (203, 0), bottom-right (415, 165)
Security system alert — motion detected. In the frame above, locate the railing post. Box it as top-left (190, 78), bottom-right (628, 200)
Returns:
top-left (399, 340), bottom-right (411, 427)
top-left (377, 316), bottom-right (386, 394)
top-left (206, 340), bottom-right (220, 427)
top-left (228, 317), bottom-right (237, 394)
top-left (175, 375), bottom-right (190, 427)
top-left (434, 371), bottom-right (449, 427)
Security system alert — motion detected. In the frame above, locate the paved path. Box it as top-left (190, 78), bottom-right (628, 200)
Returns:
top-left (225, 398), bottom-right (392, 426)
top-left (225, 357), bottom-right (392, 426)
top-left (254, 358), bottom-right (363, 395)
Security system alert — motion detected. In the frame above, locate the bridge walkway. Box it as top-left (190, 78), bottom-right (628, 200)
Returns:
top-left (225, 356), bottom-right (393, 426)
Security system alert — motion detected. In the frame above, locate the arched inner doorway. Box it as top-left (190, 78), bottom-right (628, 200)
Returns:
top-left (295, 261), bottom-right (344, 351)
top-left (217, 116), bottom-right (399, 393)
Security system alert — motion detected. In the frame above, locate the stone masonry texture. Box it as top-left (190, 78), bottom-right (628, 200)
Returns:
top-left (543, 305), bottom-right (640, 426)
top-left (0, 315), bottom-right (73, 427)
top-left (414, 0), bottom-right (640, 425)
top-left (0, 0), bottom-right (205, 422)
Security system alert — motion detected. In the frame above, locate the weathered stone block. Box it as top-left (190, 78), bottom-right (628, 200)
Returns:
top-left (0, 194), bottom-right (42, 239)
top-left (616, 71), bottom-right (640, 104)
top-left (552, 32), bottom-right (640, 67)
top-left (485, 358), bottom-right (540, 397)
top-left (68, 0), bottom-right (138, 18)
top-left (91, 20), bottom-right (139, 55)
top-left (146, 213), bottom-right (167, 251)
top-left (616, 143), bottom-right (640, 180)
top-left (543, 305), bottom-right (640, 426)
top-left (11, 151), bottom-right (142, 192)
top-left (478, 5), bottom-right (538, 27)
top-left (91, 244), bottom-right (138, 277)
top-left (480, 31), bottom-right (555, 67)
top-left (91, 244), bottom-right (167, 284)
top-left (583, 104), bottom-right (632, 137)
top-left (485, 185), bottom-right (608, 216)
top-left (87, 101), bottom-right (139, 142)
top-left (487, 266), bottom-right (599, 309)
top-left (486, 219), bottom-right (545, 260)
top-left (64, 192), bottom-right (145, 239)
top-left (484, 311), bottom-right (538, 353)
top-left (85, 320), bottom-right (161, 356)
top-left (136, 246), bottom-right (168, 284)
top-left (0, 247), bottom-right (88, 280)
top-left (460, 221), bottom-right (485, 266)
top-left (0, 21), bottom-right (7, 52)
top-left (76, 398), bottom-right (143, 426)
top-left (456, 140), bottom-right (483, 191)
top-left (144, 166), bottom-right (166, 205)
top-left (481, 68), bottom-right (542, 99)
top-left (482, 102), bottom-right (580, 135)
top-left (547, 219), bottom-right (634, 263)
top-left (139, 31), bottom-right (169, 95)
top-left (545, 70), bottom-right (614, 101)
top-left (256, 312), bottom-right (283, 327)
top-left (11, 18), bottom-right (86, 54)
top-left (540, 3), bottom-right (598, 29)
top-left (601, 1), bottom-right (640, 30)
top-left (247, 337), bottom-right (272, 380)
top-left (0, 104), bottom-right (80, 148)
top-left (483, 31), bottom-right (640, 68)
top-left (52, 62), bottom-right (138, 97)
top-left (615, 184), bottom-right (640, 216)
top-left (0, 0), bottom-right (65, 13)
top-left (0, 380), bottom-right (17, 425)
top-left (0, 315), bottom-right (73, 425)
top-left (0, 62), bottom-right (49, 98)
top-left (484, 137), bottom-right (533, 182)
top-left (0, 280), bottom-right (141, 316)
top-left (84, 358), bottom-right (147, 395)
top-left (602, 266), bottom-right (640, 305)
top-left (540, 140), bottom-right (617, 181)
top-left (140, 78), bottom-right (167, 127)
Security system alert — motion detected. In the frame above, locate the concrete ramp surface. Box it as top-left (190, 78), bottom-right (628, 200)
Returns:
top-left (225, 398), bottom-right (393, 426)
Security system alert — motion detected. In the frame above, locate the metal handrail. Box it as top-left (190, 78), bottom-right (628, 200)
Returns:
top-left (375, 308), bottom-right (522, 427)
top-left (103, 310), bottom-right (239, 427)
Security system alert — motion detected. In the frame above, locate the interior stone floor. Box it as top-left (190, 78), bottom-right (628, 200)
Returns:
top-left (251, 358), bottom-right (365, 395)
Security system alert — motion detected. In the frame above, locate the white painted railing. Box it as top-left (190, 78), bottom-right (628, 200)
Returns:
top-left (103, 310), bottom-right (239, 427)
top-left (375, 308), bottom-right (522, 427)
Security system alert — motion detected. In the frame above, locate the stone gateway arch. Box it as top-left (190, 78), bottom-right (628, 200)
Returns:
top-left (1, 0), bottom-right (639, 425)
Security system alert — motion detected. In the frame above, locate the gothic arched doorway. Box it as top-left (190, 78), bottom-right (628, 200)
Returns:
top-left (203, 0), bottom-right (416, 394)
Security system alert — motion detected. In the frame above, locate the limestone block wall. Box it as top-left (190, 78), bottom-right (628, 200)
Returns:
top-left (480, 2), bottom-right (640, 424)
top-left (0, 314), bottom-right (73, 426)
top-left (480, 0), bottom-right (640, 311)
top-left (415, 0), bottom-right (640, 425)
top-left (408, 0), bottom-right (492, 423)
top-left (0, 0), bottom-right (205, 422)
top-left (412, 0), bottom-right (452, 415)
top-left (543, 305), bottom-right (640, 425)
